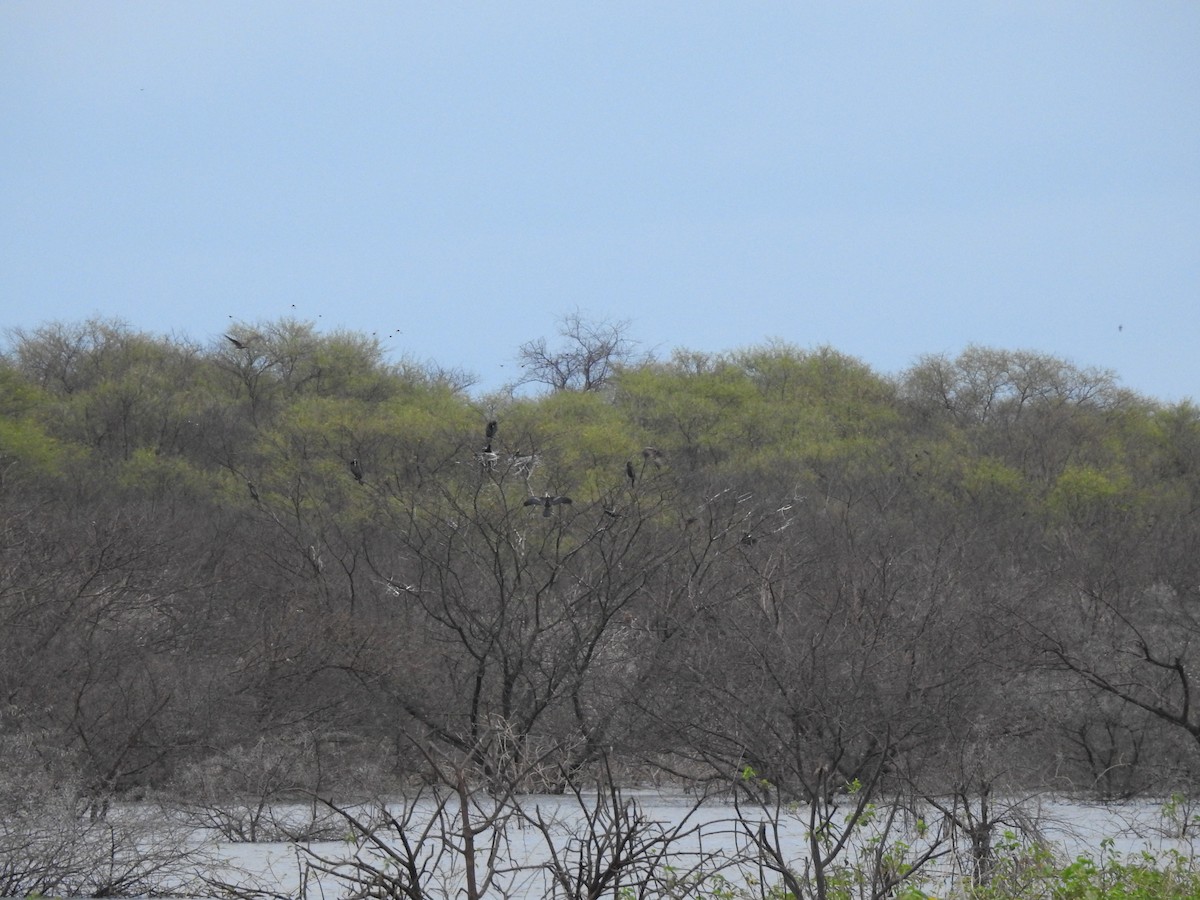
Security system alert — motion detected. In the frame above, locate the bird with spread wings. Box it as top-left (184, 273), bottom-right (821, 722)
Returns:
top-left (524, 492), bottom-right (572, 517)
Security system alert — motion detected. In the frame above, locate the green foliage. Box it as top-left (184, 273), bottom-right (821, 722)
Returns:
top-left (961, 456), bottom-right (1030, 506)
top-left (0, 363), bottom-right (71, 477)
top-left (615, 352), bottom-right (758, 470)
top-left (3, 316), bottom-right (1200, 824)
top-left (1046, 464), bottom-right (1134, 527)
top-left (614, 342), bottom-right (900, 484)
top-left (959, 838), bottom-right (1200, 900)
top-left (0, 412), bottom-right (66, 478)
top-left (740, 764), bottom-right (773, 792)
top-left (116, 447), bottom-right (214, 500)
top-left (1159, 793), bottom-right (1200, 840)
top-left (507, 387), bottom-right (638, 497)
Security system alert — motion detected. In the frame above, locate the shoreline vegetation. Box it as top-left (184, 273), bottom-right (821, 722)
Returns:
top-left (3, 315), bottom-right (1200, 896)
top-left (7, 781), bottom-right (1200, 898)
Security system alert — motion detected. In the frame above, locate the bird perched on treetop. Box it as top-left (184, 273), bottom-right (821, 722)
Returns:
top-left (524, 492), bottom-right (572, 517)
top-left (625, 460), bottom-right (636, 486)
top-left (349, 458), bottom-right (364, 483)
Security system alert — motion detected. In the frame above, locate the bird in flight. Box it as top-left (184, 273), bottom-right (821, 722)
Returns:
top-left (524, 492), bottom-right (572, 517)
top-left (349, 458), bottom-right (364, 483)
top-left (224, 334), bottom-right (248, 350)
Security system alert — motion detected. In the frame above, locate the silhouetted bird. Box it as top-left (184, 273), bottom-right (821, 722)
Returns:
top-left (349, 458), bottom-right (364, 483)
top-left (477, 420), bottom-right (496, 453)
top-left (524, 492), bottom-right (572, 517)
top-left (481, 421), bottom-right (499, 455)
top-left (642, 447), bottom-right (664, 467)
top-left (224, 334), bottom-right (247, 350)
top-left (625, 460), bottom-right (636, 486)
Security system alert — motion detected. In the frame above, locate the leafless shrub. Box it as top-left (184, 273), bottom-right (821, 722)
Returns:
top-left (0, 735), bottom-right (205, 896)
top-left (523, 772), bottom-right (722, 900)
top-left (169, 736), bottom-right (344, 842)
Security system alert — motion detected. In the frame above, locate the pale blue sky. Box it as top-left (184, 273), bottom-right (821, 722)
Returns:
top-left (2, 3), bottom-right (1197, 401)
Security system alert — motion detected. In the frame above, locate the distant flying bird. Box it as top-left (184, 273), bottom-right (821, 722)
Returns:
top-left (625, 460), bottom-right (636, 486)
top-left (349, 458), bottom-right (364, 483)
top-left (224, 334), bottom-right (248, 350)
top-left (524, 492), bottom-right (572, 517)
top-left (642, 447), bottom-right (665, 467)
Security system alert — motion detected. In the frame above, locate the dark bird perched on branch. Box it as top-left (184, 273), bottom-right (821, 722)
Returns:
top-left (642, 447), bottom-right (665, 467)
top-left (470, 422), bottom-right (500, 469)
top-left (524, 492), bottom-right (572, 517)
top-left (349, 458), bottom-right (364, 483)
top-left (625, 460), bottom-right (636, 486)
top-left (480, 419), bottom-right (499, 456)
top-left (224, 333), bottom-right (248, 350)
top-left (246, 480), bottom-right (260, 503)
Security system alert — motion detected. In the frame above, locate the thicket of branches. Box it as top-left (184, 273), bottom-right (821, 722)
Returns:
top-left (3, 315), bottom-right (1200, 829)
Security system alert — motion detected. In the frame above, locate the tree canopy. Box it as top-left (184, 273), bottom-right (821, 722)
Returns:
top-left (2, 316), bottom-right (1199, 808)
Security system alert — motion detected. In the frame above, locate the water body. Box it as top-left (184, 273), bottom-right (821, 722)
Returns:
top-left (191, 791), bottom-right (1199, 898)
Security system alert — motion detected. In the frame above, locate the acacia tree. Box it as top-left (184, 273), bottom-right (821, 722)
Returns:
top-left (899, 346), bottom-right (1131, 485)
top-left (9, 315), bottom-right (1200, 836)
top-left (514, 311), bottom-right (641, 394)
top-left (6, 319), bottom-right (211, 466)
top-left (325, 417), bottom-right (702, 792)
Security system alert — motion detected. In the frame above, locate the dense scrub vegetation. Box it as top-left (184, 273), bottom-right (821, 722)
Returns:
top-left (3, 316), bottom-right (1200, 894)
